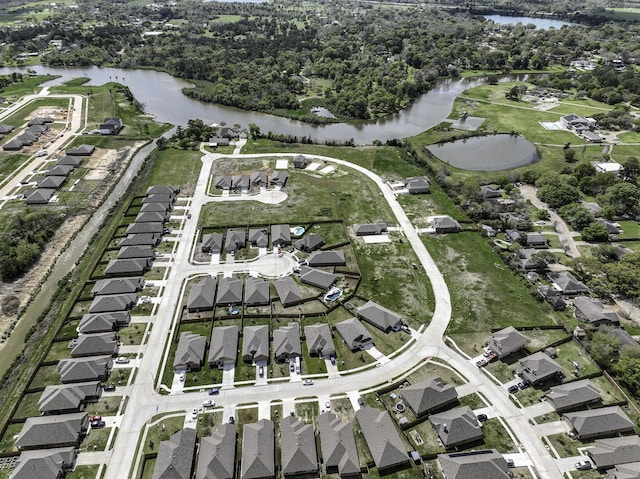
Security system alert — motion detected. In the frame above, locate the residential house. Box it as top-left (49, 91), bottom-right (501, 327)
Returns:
top-left (273, 323), bottom-right (301, 363)
top-left (335, 318), bottom-right (373, 351)
top-left (140, 202), bottom-right (172, 213)
top-left (307, 250), bottom-right (346, 267)
top-left (538, 285), bottom-right (568, 310)
top-left (612, 244), bottom-right (633, 260)
top-left (215, 176), bottom-right (233, 191)
top-left (15, 413), bottom-right (89, 450)
top-left (10, 447), bottom-right (76, 479)
top-left (480, 185), bottom-right (501, 199)
top-left (355, 408), bottom-right (409, 472)
top-left (187, 276), bottom-right (217, 313)
top-left (89, 293), bottom-right (137, 313)
top-left (405, 176), bottom-right (430, 194)
top-left (516, 351), bottom-right (563, 385)
top-left (304, 323), bottom-right (336, 358)
top-left (24, 188), bottom-right (56, 204)
top-left (152, 428), bottom-right (197, 479)
top-left (280, 416), bottom-right (318, 476)
top-left (242, 325), bottom-right (269, 363)
top-left (588, 435), bottom-right (640, 469)
top-left (518, 248), bottom-right (546, 271)
top-left (28, 117), bottom-right (54, 126)
top-left (120, 233), bottom-right (161, 247)
top-left (548, 271), bottom-right (590, 295)
top-left (357, 300), bottom-right (403, 333)
top-left (135, 211), bottom-right (170, 224)
top-left (251, 171), bottom-right (268, 188)
top-left (525, 232), bottom-right (548, 248)
top-left (232, 174), bottom-right (250, 192)
top-left (274, 277), bottom-right (303, 307)
top-left (117, 245), bottom-right (155, 259)
top-left (71, 333), bottom-right (119, 357)
top-left (249, 228), bottom-right (269, 248)
top-left (146, 185), bottom-right (179, 195)
top-left (99, 118), bottom-right (122, 135)
top-left (299, 266), bottom-right (337, 290)
top-left (208, 326), bottom-right (239, 369)
top-left (270, 171), bottom-right (288, 188)
top-left (0, 124), bottom-right (14, 134)
top-left (208, 136), bottom-right (230, 147)
top-left (143, 193), bottom-right (176, 205)
top-left (173, 332), bottom-right (206, 371)
top-left (294, 233), bottom-right (324, 253)
top-left (438, 449), bottom-right (509, 479)
top-left (37, 176), bottom-right (66, 189)
top-left (78, 312), bottom-right (130, 334)
top-left (545, 380), bottom-right (602, 413)
top-left (354, 223), bottom-right (387, 236)
top-left (57, 356), bottom-right (112, 383)
top-left (46, 165), bottom-right (73, 177)
top-left (219, 127), bottom-right (237, 139)
top-left (292, 155), bottom-right (308, 169)
top-left (573, 296), bottom-right (620, 326)
top-left (244, 277), bottom-right (270, 306)
top-left (92, 277), bottom-right (144, 296)
top-left (196, 424), bottom-right (237, 479)
top-left (583, 129), bottom-right (604, 142)
top-left (38, 382), bottom-right (101, 415)
top-left (606, 327), bottom-right (640, 350)
top-left (505, 229), bottom-right (521, 243)
top-left (594, 162), bottom-right (623, 175)
top-left (202, 233), bottom-right (223, 254)
top-left (401, 376), bottom-right (458, 417)
top-left (564, 406), bottom-right (635, 440)
top-left (271, 224), bottom-right (291, 247)
top-left (104, 258), bottom-right (152, 276)
top-left (429, 406), bottom-right (483, 448)
top-left (125, 222), bottom-right (164, 235)
top-left (241, 420), bottom-right (275, 479)
top-left (317, 412), bottom-right (360, 477)
top-left (3, 139), bottom-right (23, 151)
top-left (606, 462), bottom-right (640, 479)
top-left (560, 113), bottom-right (592, 131)
top-left (225, 229), bottom-right (246, 254)
top-left (216, 277), bottom-right (243, 305)
top-left (65, 144), bottom-right (95, 156)
top-left (489, 326), bottom-right (528, 359)
top-left (430, 216), bottom-right (461, 234)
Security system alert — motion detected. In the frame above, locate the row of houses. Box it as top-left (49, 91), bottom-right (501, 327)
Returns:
top-left (201, 225), bottom-right (325, 255)
top-left (214, 171), bottom-right (288, 192)
top-left (3, 117), bottom-right (52, 151)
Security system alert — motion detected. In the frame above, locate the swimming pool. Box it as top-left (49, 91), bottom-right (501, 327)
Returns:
top-left (540, 121), bottom-right (560, 130)
top-left (292, 226), bottom-right (305, 236)
top-left (324, 287), bottom-right (342, 303)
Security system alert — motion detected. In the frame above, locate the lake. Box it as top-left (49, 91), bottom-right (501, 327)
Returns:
top-left (426, 134), bottom-right (539, 171)
top-left (484, 15), bottom-right (573, 29)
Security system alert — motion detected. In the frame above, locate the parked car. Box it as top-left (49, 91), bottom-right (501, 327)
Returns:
top-left (258, 366), bottom-right (264, 377)
top-left (91, 420), bottom-right (106, 428)
top-left (486, 352), bottom-right (498, 362)
top-left (358, 397), bottom-right (365, 407)
top-left (330, 356), bottom-right (336, 365)
top-left (103, 384), bottom-right (116, 392)
top-left (483, 348), bottom-right (493, 357)
top-left (476, 413), bottom-right (488, 422)
top-left (228, 416), bottom-right (235, 424)
top-left (476, 359), bottom-right (488, 368)
top-left (575, 460), bottom-right (592, 470)
top-left (518, 380), bottom-right (530, 390)
top-left (506, 458), bottom-right (515, 468)
top-left (179, 372), bottom-right (185, 382)
top-left (507, 385), bottom-right (519, 394)
top-left (115, 357), bottom-right (130, 364)
top-left (202, 400), bottom-right (215, 407)
top-left (35, 150), bottom-right (48, 157)
top-left (325, 401), bottom-right (331, 411)
top-left (191, 408), bottom-right (198, 420)
top-left (89, 415), bottom-right (102, 422)
top-left (303, 379), bottom-right (314, 386)
top-left (208, 388), bottom-right (220, 396)
top-left (289, 363), bottom-right (295, 373)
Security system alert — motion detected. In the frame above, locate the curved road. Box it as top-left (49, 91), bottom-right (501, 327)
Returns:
top-left (105, 152), bottom-right (562, 479)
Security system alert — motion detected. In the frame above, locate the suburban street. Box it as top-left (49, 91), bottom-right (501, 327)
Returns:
top-left (104, 151), bottom-right (565, 479)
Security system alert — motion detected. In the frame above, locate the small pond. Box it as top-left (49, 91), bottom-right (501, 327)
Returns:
top-left (426, 134), bottom-right (539, 172)
top-left (484, 15), bottom-right (573, 29)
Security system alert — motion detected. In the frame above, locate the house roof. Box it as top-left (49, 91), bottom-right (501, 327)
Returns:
top-left (25, 188), bottom-right (56, 204)
top-left (248, 228), bottom-right (269, 247)
top-left (405, 176), bottom-right (430, 193)
top-left (117, 245), bottom-right (155, 259)
top-left (280, 416), bottom-right (318, 475)
top-left (304, 323), bottom-right (336, 358)
top-left (270, 171), bottom-right (288, 186)
top-left (526, 232), bottom-right (547, 245)
top-left (274, 276), bottom-right (303, 307)
top-left (173, 332), bottom-right (206, 369)
top-left (11, 447), bottom-right (76, 479)
top-left (432, 216), bottom-right (461, 231)
top-left (573, 296), bottom-right (620, 325)
top-left (355, 408), bottom-right (408, 470)
top-left (292, 154), bottom-right (307, 167)
top-left (489, 326), bottom-right (528, 358)
top-left (216, 277), bottom-right (243, 305)
top-left (548, 271), bottom-right (589, 294)
top-left (135, 211), bottom-right (169, 224)
top-left (37, 175), bottom-right (66, 189)
top-left (208, 326), bottom-right (239, 365)
top-left (354, 223), bottom-right (388, 236)
top-left (38, 382), bottom-right (100, 414)
top-left (57, 356), bottom-right (111, 383)
top-left (307, 250), bottom-right (346, 267)
top-left (105, 258), bottom-right (151, 276)
top-left (271, 224), bottom-right (291, 246)
top-left (215, 175), bottom-right (233, 190)
top-left (242, 325), bottom-right (269, 362)
top-left (516, 351), bottom-right (563, 384)
top-left (294, 233), bottom-right (324, 252)
top-left (588, 435), bottom-right (640, 469)
top-left (140, 202), bottom-right (172, 213)
top-left (299, 266), bottom-right (336, 290)
top-left (196, 424), bottom-right (237, 479)
top-left (335, 317), bottom-right (373, 350)
top-left (439, 449), bottom-right (509, 479)
top-left (232, 174), bottom-right (250, 189)
top-left (126, 222), bottom-right (164, 234)
top-left (46, 165), bottom-right (73, 177)
top-left (78, 312), bottom-right (130, 334)
top-left (317, 412), bottom-right (360, 476)
top-left (273, 323), bottom-right (301, 359)
top-left (241, 420), bottom-right (275, 479)
top-left (92, 277), bottom-right (144, 296)
top-left (251, 171), bottom-right (268, 187)
top-left (143, 193), bottom-right (175, 204)
top-left (564, 406), bottom-right (634, 439)
top-left (152, 428), bottom-right (197, 479)
top-left (89, 293), bottom-right (137, 313)
top-left (596, 218), bottom-right (620, 234)
top-left (202, 233), bottom-right (223, 253)
top-left (66, 144), bottom-right (95, 156)
top-left (401, 376), bottom-right (458, 417)
top-left (245, 277), bottom-right (270, 306)
top-left (71, 333), bottom-right (118, 357)
top-left (187, 276), bottom-right (217, 311)
top-left (16, 413), bottom-right (88, 450)
top-left (606, 462), bottom-right (640, 479)
top-left (225, 229), bottom-right (246, 253)
top-left (429, 406), bottom-right (483, 448)
top-left (120, 233), bottom-right (161, 246)
top-left (546, 379), bottom-right (601, 412)
top-left (357, 300), bottom-right (402, 331)
top-left (146, 185), bottom-right (179, 195)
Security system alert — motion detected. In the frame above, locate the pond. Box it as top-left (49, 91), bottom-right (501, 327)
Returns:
top-left (426, 134), bottom-right (539, 171)
top-left (484, 15), bottom-right (573, 29)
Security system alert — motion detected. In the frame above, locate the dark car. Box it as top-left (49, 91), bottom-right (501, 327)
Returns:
top-left (228, 416), bottom-right (235, 424)
top-left (103, 384), bottom-right (116, 392)
top-left (518, 380), bottom-right (531, 390)
top-left (476, 413), bottom-right (488, 422)
top-left (91, 420), bottom-right (106, 428)
top-left (208, 388), bottom-right (220, 396)
top-left (507, 385), bottom-right (519, 394)
top-left (358, 397), bottom-right (365, 407)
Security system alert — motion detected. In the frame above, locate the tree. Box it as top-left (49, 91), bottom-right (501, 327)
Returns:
top-left (605, 182), bottom-right (640, 215)
top-left (613, 349), bottom-right (640, 393)
top-left (538, 183), bottom-right (580, 210)
top-left (622, 157), bottom-right (640, 183)
top-left (588, 331), bottom-right (620, 368)
top-left (581, 223), bottom-right (609, 242)
top-left (564, 148), bottom-right (577, 163)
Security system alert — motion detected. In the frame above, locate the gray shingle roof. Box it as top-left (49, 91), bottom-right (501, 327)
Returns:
top-left (548, 271), bottom-right (589, 295)
top-left (489, 326), bottom-right (528, 358)
top-left (354, 223), bottom-right (387, 236)
top-left (248, 228), bottom-right (269, 247)
top-left (65, 144), bottom-right (94, 156)
top-left (216, 277), bottom-right (243, 305)
top-left (438, 449), bottom-right (510, 479)
top-left (120, 233), bottom-right (161, 246)
top-left (241, 420), bottom-right (275, 479)
top-left (274, 276), bottom-right (302, 307)
top-left (251, 171), bottom-right (268, 187)
top-left (173, 332), bottom-right (206, 370)
top-left (335, 317), bottom-right (373, 351)
top-left (46, 165), bottom-right (73, 177)
top-left (225, 229), bottom-right (246, 253)
top-left (232, 174), bottom-right (250, 190)
top-left (271, 224), bottom-right (291, 246)
top-left (71, 333), bottom-right (118, 357)
top-left (37, 175), bottom-right (66, 189)
top-left (135, 211), bottom-right (169, 223)
top-left (11, 447), bottom-right (76, 479)
top-left (152, 428), bottom-right (197, 479)
top-left (89, 293), bottom-right (137, 313)
top-left (117, 245), bottom-right (156, 259)
top-left (564, 406), bottom-right (635, 440)
top-left (16, 413), bottom-right (88, 450)
top-left (588, 435), bottom-right (640, 469)
top-left (78, 312), bottom-right (130, 334)
top-left (516, 351), bottom-right (563, 385)
top-left (355, 408), bottom-right (408, 470)
top-left (245, 277), bottom-right (270, 306)
top-left (280, 416), bottom-right (318, 475)
top-left (270, 171), bottom-right (288, 187)
top-left (429, 406), bottom-right (483, 448)
top-left (573, 296), bottom-right (620, 325)
top-left (208, 326), bottom-right (239, 367)
top-left (104, 258), bottom-right (152, 276)
top-left (317, 412), bottom-right (360, 476)
top-left (215, 176), bottom-right (232, 190)
top-left (38, 382), bottom-right (101, 415)
top-left (357, 300), bottom-right (403, 332)
top-left (57, 356), bottom-right (111, 383)
top-left (400, 376), bottom-right (458, 417)
top-left (242, 325), bottom-right (269, 363)
top-left (143, 193), bottom-right (175, 204)
top-left (202, 233), bottom-right (223, 253)
top-left (546, 379), bottom-right (601, 412)
top-left (606, 462), bottom-right (640, 479)
top-left (432, 216), bottom-right (460, 232)
top-left (187, 276), bottom-right (217, 311)
top-left (273, 323), bottom-right (301, 361)
top-left (294, 233), bottom-right (324, 252)
top-left (299, 266), bottom-right (336, 290)
top-left (304, 324), bottom-right (336, 358)
top-left (140, 202), bottom-right (172, 213)
top-left (405, 176), bottom-right (430, 194)
top-left (126, 222), bottom-right (164, 234)
top-left (307, 250), bottom-right (346, 267)
top-left (25, 188), bottom-right (56, 204)
top-left (92, 277), bottom-right (144, 296)
top-left (196, 424), bottom-right (237, 479)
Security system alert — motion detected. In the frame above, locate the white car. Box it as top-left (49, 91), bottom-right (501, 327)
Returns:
top-left (35, 150), bottom-right (48, 157)
top-left (191, 408), bottom-right (198, 419)
top-left (202, 400), bottom-right (215, 407)
top-left (179, 372), bottom-right (185, 382)
top-left (303, 379), bottom-right (314, 386)
top-left (115, 357), bottom-right (130, 364)
top-left (325, 401), bottom-right (331, 411)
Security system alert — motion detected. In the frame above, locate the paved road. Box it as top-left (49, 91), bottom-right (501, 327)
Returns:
top-left (105, 152), bottom-right (563, 479)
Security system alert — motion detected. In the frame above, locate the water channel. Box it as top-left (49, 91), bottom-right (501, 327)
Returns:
top-left (483, 15), bottom-right (573, 29)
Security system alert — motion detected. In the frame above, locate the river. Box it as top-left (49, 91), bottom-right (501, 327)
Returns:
top-left (0, 65), bottom-right (512, 145)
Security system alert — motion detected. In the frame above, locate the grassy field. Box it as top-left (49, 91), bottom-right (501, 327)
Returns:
top-left (145, 147), bottom-right (203, 196)
top-left (66, 465), bottom-right (100, 479)
top-left (143, 415), bottom-right (184, 454)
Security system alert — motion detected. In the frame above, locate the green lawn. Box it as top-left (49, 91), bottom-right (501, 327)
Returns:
top-left (547, 432), bottom-right (591, 458)
top-left (118, 323), bottom-right (147, 345)
top-left (145, 147), bottom-right (203, 196)
top-left (144, 415), bottom-right (184, 454)
top-left (13, 392), bottom-right (41, 419)
top-left (28, 364), bottom-right (61, 389)
top-left (79, 427), bottom-right (111, 452)
top-left (65, 465), bottom-right (100, 479)
top-left (84, 397), bottom-right (122, 416)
